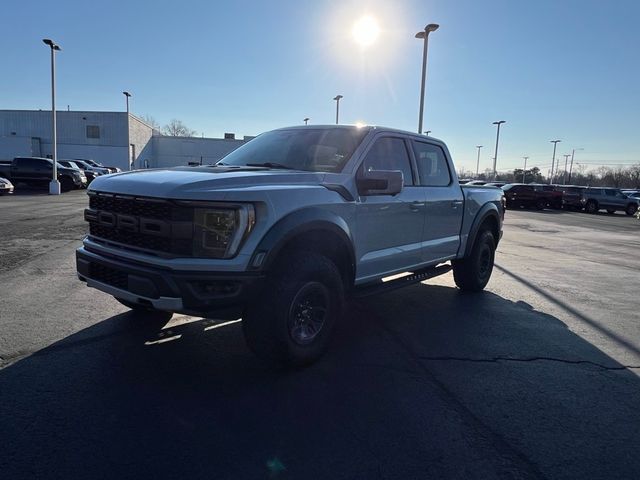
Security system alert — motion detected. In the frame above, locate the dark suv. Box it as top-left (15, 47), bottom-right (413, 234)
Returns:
top-left (580, 187), bottom-right (639, 215)
top-left (502, 183), bottom-right (560, 210)
top-left (553, 185), bottom-right (585, 210)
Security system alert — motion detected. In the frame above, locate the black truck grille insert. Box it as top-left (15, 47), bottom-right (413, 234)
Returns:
top-left (89, 263), bottom-right (128, 290)
top-left (86, 193), bottom-right (192, 255)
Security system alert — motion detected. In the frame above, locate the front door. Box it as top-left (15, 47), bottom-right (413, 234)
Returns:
top-left (355, 136), bottom-right (426, 283)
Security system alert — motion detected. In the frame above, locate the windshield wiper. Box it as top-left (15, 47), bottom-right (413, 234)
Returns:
top-left (245, 162), bottom-right (298, 170)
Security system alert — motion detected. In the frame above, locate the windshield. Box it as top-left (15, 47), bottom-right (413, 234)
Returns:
top-left (218, 127), bottom-right (369, 173)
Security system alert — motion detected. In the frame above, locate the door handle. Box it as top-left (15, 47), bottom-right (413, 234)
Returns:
top-left (451, 200), bottom-right (463, 208)
top-left (409, 201), bottom-right (425, 212)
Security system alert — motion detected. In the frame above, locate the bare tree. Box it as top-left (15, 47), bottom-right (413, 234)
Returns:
top-left (163, 119), bottom-right (198, 137)
top-left (140, 115), bottom-right (162, 131)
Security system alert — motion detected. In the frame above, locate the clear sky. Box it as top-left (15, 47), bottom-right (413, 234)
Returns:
top-left (2, 0), bottom-right (639, 174)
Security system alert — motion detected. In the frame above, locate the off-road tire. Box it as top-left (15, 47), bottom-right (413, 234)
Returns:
top-left (242, 252), bottom-right (344, 367)
top-left (453, 230), bottom-right (496, 292)
top-left (585, 200), bottom-right (598, 214)
top-left (625, 204), bottom-right (638, 216)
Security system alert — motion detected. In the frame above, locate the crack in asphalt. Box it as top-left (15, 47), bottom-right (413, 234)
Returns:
top-left (420, 355), bottom-right (640, 370)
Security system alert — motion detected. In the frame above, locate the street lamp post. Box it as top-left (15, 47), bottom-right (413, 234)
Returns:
top-left (43, 39), bottom-right (61, 195)
top-left (568, 148), bottom-right (583, 184)
top-left (475, 145), bottom-right (483, 177)
top-left (303, 117), bottom-right (310, 125)
top-left (522, 156), bottom-right (529, 183)
top-left (123, 91), bottom-right (131, 115)
top-left (492, 120), bottom-right (506, 181)
top-left (425, 130), bottom-right (432, 135)
top-left (562, 154), bottom-right (571, 184)
top-left (333, 95), bottom-right (343, 124)
top-left (549, 140), bottom-right (561, 184)
top-left (415, 23), bottom-right (439, 134)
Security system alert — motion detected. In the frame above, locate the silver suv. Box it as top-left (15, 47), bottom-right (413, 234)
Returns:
top-left (580, 187), bottom-right (640, 215)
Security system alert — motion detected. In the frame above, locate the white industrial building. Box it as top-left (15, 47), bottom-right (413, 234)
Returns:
top-left (0, 110), bottom-right (251, 171)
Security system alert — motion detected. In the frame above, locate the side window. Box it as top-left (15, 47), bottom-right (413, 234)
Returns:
top-left (604, 190), bottom-right (616, 197)
top-left (360, 137), bottom-right (414, 186)
top-left (412, 142), bottom-right (451, 186)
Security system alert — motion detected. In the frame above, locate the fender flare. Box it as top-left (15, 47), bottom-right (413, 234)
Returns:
top-left (250, 207), bottom-right (356, 273)
top-left (464, 203), bottom-right (502, 257)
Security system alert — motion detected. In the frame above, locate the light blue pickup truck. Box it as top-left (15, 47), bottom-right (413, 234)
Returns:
top-left (77, 125), bottom-right (505, 366)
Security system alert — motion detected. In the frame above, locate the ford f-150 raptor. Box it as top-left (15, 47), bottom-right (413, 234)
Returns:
top-left (76, 126), bottom-right (505, 366)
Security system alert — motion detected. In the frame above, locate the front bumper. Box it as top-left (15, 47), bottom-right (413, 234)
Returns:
top-left (76, 246), bottom-right (265, 317)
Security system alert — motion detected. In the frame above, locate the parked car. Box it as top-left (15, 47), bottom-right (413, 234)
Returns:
top-left (0, 157), bottom-right (85, 192)
top-left (553, 185), bottom-right (585, 210)
top-left (485, 182), bottom-right (506, 188)
top-left (502, 183), bottom-right (558, 210)
top-left (78, 159), bottom-right (121, 173)
top-left (465, 180), bottom-right (487, 185)
top-left (71, 159), bottom-right (110, 176)
top-left (58, 160), bottom-right (99, 186)
top-left (530, 184), bottom-right (562, 209)
top-left (0, 176), bottom-right (14, 195)
top-left (77, 125), bottom-right (505, 366)
top-left (580, 187), bottom-right (640, 215)
top-left (56, 160), bottom-right (88, 188)
top-left (622, 190), bottom-right (640, 198)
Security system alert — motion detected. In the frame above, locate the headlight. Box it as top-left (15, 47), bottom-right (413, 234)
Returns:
top-left (193, 204), bottom-right (255, 258)
top-left (73, 172), bottom-right (81, 180)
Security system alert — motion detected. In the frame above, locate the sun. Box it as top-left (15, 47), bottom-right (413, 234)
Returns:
top-left (352, 15), bottom-right (380, 47)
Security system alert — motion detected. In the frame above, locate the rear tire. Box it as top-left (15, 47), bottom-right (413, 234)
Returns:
top-left (453, 230), bottom-right (496, 292)
top-left (625, 204), bottom-right (638, 216)
top-left (242, 252), bottom-right (344, 367)
top-left (585, 200), bottom-right (598, 214)
top-left (607, 209), bottom-right (615, 214)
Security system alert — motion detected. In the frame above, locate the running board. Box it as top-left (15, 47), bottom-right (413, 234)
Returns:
top-left (353, 264), bottom-right (452, 298)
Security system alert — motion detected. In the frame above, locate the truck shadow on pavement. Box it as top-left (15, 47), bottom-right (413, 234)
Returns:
top-left (1, 284), bottom-right (639, 479)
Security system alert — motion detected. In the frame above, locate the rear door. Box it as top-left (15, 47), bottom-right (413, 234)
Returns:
top-left (355, 135), bottom-right (426, 281)
top-left (410, 140), bottom-right (463, 263)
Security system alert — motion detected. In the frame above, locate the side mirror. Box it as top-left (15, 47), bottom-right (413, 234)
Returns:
top-left (357, 169), bottom-right (404, 196)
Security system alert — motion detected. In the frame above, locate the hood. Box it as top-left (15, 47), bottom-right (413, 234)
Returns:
top-left (88, 166), bottom-right (328, 199)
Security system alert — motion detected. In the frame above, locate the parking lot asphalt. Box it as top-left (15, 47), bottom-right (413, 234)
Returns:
top-left (1, 192), bottom-right (639, 479)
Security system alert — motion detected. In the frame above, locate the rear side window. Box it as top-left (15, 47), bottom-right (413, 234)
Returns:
top-left (412, 142), bottom-right (451, 186)
top-left (589, 189), bottom-right (602, 195)
top-left (604, 190), bottom-right (616, 196)
top-left (361, 137), bottom-right (414, 186)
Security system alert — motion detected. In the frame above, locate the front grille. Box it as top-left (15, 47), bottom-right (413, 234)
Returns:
top-left (86, 193), bottom-right (192, 255)
top-left (89, 263), bottom-right (128, 290)
top-left (89, 195), bottom-right (174, 219)
top-left (90, 224), bottom-right (172, 253)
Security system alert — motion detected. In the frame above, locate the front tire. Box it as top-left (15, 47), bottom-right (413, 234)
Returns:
top-left (453, 230), bottom-right (496, 292)
top-left (242, 252), bottom-right (344, 367)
